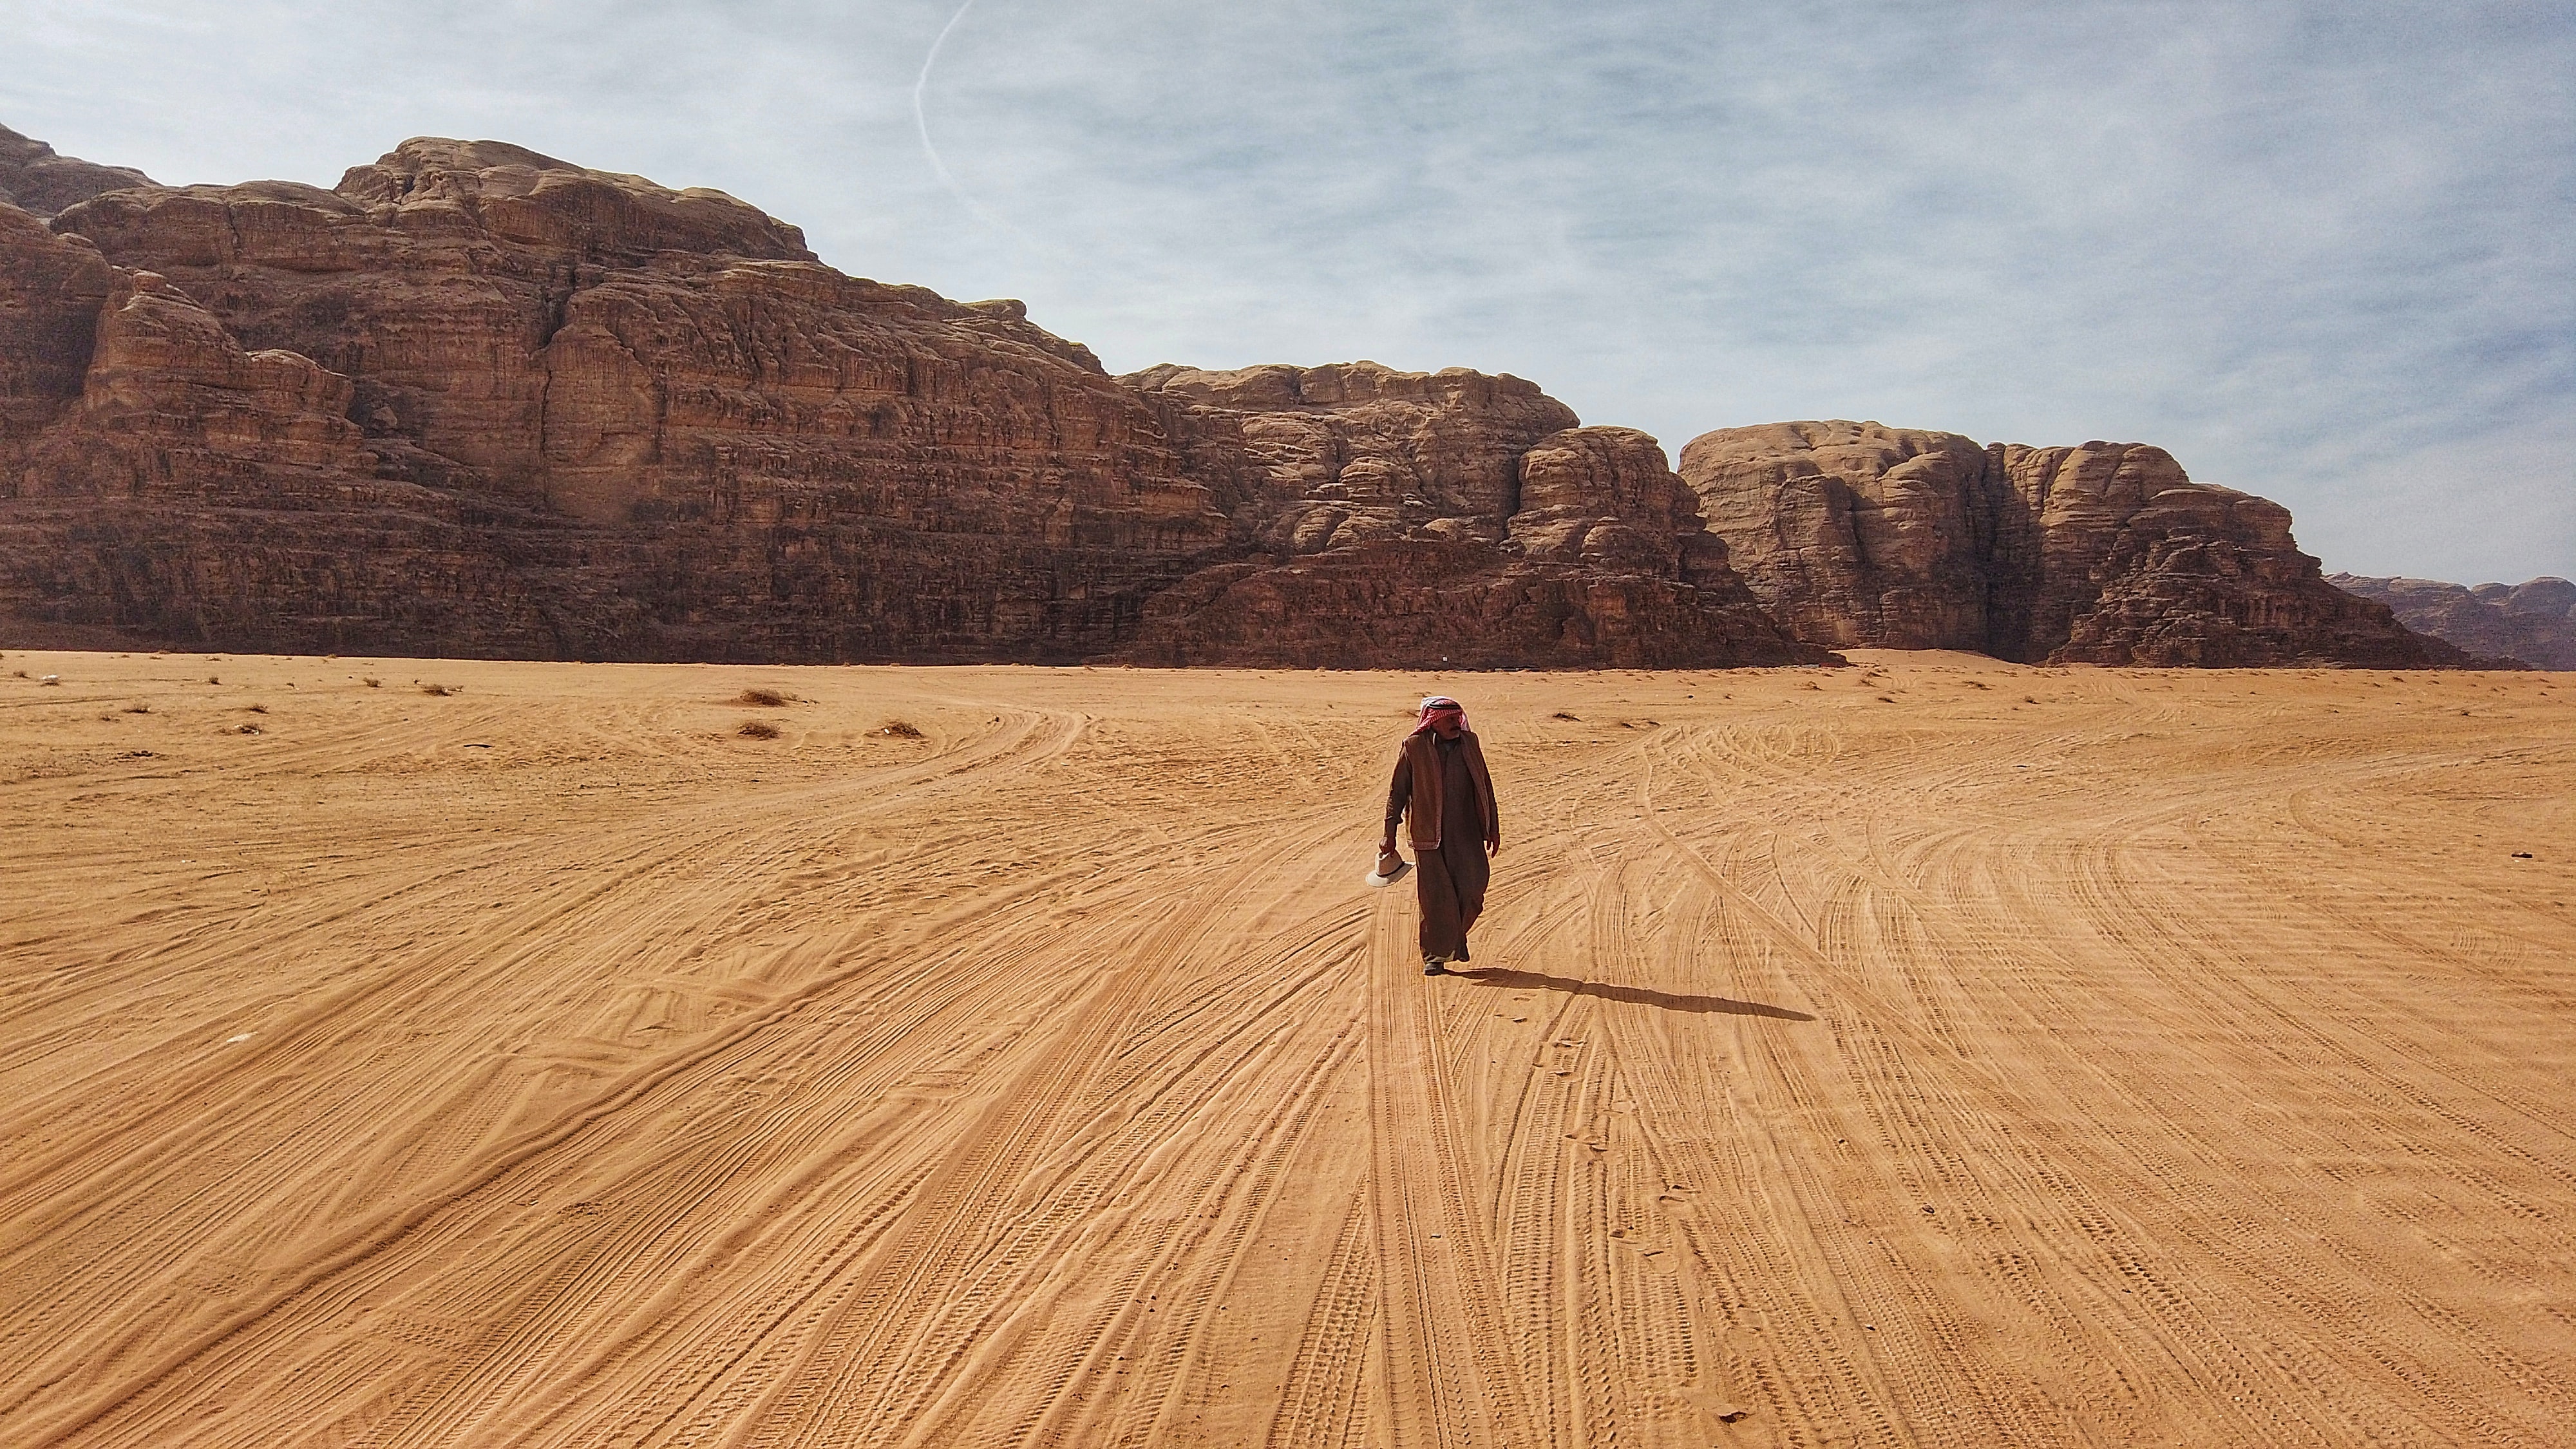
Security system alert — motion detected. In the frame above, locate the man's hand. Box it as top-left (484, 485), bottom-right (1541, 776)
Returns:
top-left (1378, 837), bottom-right (1397, 856)
top-left (1486, 838), bottom-right (1501, 859)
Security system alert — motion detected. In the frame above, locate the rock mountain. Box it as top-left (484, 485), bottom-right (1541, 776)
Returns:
top-left (2329, 574), bottom-right (2575, 670)
top-left (0, 125), bottom-right (2464, 669)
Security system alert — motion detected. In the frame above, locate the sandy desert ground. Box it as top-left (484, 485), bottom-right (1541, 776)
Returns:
top-left (0, 649), bottom-right (2569, 1448)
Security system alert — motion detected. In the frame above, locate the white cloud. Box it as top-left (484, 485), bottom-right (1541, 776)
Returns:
top-left (5, 0), bottom-right (2568, 580)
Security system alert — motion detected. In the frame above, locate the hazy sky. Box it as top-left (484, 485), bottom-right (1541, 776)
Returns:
top-left (5, 1), bottom-right (2570, 582)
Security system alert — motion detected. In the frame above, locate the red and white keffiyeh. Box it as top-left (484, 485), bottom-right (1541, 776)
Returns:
top-left (1413, 696), bottom-right (1466, 735)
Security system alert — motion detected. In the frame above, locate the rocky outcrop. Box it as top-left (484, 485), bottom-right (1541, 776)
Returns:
top-left (0, 205), bottom-right (114, 444)
top-left (0, 129), bottom-right (1823, 667)
top-left (0, 125), bottom-right (2503, 670)
top-left (0, 125), bottom-right (156, 219)
top-left (1117, 364), bottom-right (1825, 667)
top-left (1680, 421), bottom-right (2461, 667)
top-left (2329, 574), bottom-right (2576, 670)
top-left (3, 135), bottom-right (1249, 660)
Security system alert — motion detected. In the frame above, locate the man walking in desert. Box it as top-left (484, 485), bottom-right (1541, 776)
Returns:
top-left (1378, 696), bottom-right (1501, 976)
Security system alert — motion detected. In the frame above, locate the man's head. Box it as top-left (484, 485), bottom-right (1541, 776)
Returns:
top-left (1417, 696), bottom-right (1466, 739)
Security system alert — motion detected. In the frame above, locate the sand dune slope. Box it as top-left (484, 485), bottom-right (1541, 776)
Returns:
top-left (1, 652), bottom-right (2569, 1447)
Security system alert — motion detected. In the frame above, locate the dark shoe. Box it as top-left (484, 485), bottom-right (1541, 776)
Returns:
top-left (1423, 958), bottom-right (1448, 976)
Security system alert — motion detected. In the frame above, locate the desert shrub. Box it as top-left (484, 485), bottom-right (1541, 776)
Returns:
top-left (245, 703), bottom-right (268, 714)
top-left (738, 720), bottom-right (782, 739)
top-left (735, 688), bottom-right (790, 708)
top-left (362, 677), bottom-right (381, 688)
top-left (1551, 711), bottom-right (1580, 721)
top-left (421, 683), bottom-right (455, 697)
top-left (236, 723), bottom-right (262, 735)
top-left (877, 720), bottom-right (924, 739)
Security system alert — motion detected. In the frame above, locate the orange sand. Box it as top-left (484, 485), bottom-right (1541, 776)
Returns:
top-left (1, 649), bottom-right (2569, 1447)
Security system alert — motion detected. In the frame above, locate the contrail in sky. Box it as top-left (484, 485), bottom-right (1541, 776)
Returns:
top-left (913, 0), bottom-right (1031, 244)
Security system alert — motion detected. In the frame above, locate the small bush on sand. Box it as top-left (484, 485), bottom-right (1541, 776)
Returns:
top-left (737, 720), bottom-right (782, 739)
top-left (735, 688), bottom-right (790, 708)
top-left (11, 670), bottom-right (26, 679)
top-left (245, 703), bottom-right (268, 714)
top-left (877, 720), bottom-right (924, 739)
top-left (236, 723), bottom-right (263, 735)
top-left (421, 683), bottom-right (455, 697)
top-left (122, 702), bottom-right (151, 714)
top-left (1551, 710), bottom-right (1581, 721)
top-left (206, 675), bottom-right (220, 685)
top-left (362, 677), bottom-right (381, 688)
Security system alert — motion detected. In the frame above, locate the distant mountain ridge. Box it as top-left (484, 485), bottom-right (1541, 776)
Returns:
top-left (0, 123), bottom-right (2479, 668)
top-left (2329, 575), bottom-right (2575, 670)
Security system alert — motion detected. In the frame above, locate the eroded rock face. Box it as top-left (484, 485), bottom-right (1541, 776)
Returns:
top-left (1678, 422), bottom-right (1998, 650)
top-left (0, 125), bottom-right (2489, 669)
top-left (5, 135), bottom-right (1258, 660)
top-left (1119, 365), bottom-right (1826, 667)
top-left (2, 131), bottom-right (1816, 665)
top-left (0, 124), bottom-right (156, 219)
top-left (0, 206), bottom-right (113, 445)
top-left (2329, 574), bottom-right (2576, 669)
top-left (1681, 421), bottom-right (2458, 667)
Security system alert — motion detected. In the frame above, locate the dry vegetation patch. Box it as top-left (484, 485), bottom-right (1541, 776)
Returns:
top-left (735, 688), bottom-right (792, 708)
top-left (737, 720), bottom-right (782, 739)
top-left (877, 720), bottom-right (925, 739)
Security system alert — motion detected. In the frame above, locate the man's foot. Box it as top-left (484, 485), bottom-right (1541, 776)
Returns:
top-left (1423, 958), bottom-right (1448, 976)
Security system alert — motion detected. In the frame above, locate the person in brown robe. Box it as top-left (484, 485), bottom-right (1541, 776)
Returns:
top-left (1381, 696), bottom-right (1501, 975)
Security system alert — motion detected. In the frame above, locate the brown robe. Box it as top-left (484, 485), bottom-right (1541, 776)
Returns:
top-left (1386, 730), bottom-right (1499, 962)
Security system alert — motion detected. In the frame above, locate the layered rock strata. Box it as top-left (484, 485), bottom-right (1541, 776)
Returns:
top-left (0, 124), bottom-right (156, 219)
top-left (1117, 364), bottom-right (1821, 666)
top-left (2329, 574), bottom-right (2576, 670)
top-left (4, 137), bottom-right (1235, 659)
top-left (0, 124), bottom-right (2486, 669)
top-left (0, 129), bottom-right (1824, 666)
top-left (1681, 421), bottom-right (2460, 667)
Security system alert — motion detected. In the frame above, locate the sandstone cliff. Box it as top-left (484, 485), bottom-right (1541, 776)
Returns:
top-left (1680, 421), bottom-right (2460, 667)
top-left (0, 124), bottom-right (156, 219)
top-left (1117, 364), bottom-right (1819, 667)
top-left (5, 137), bottom-right (1232, 659)
top-left (2328, 574), bottom-right (2576, 670)
top-left (0, 125), bottom-right (2486, 669)
top-left (0, 128), bottom-right (1831, 666)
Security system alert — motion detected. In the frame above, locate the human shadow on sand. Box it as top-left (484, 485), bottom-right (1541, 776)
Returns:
top-left (1455, 967), bottom-right (1815, 1021)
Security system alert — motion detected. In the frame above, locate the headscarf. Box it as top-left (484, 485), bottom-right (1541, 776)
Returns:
top-left (1414, 695), bottom-right (1466, 737)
